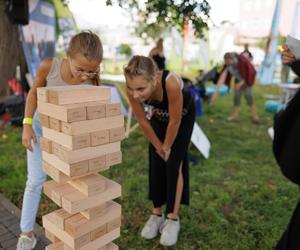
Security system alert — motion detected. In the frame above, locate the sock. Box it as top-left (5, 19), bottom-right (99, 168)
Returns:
top-left (167, 216), bottom-right (178, 221)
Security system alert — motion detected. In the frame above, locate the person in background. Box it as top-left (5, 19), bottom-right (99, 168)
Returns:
top-left (17, 31), bottom-right (103, 250)
top-left (211, 52), bottom-right (259, 123)
top-left (273, 44), bottom-right (300, 250)
top-left (149, 38), bottom-right (166, 70)
top-left (241, 43), bottom-right (253, 62)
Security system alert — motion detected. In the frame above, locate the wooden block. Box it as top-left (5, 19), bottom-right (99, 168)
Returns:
top-left (105, 103), bottom-right (121, 117)
top-left (40, 137), bottom-right (53, 153)
top-left (43, 213), bottom-right (120, 250)
top-left (106, 151), bottom-right (122, 167)
top-left (64, 201), bottom-right (120, 238)
top-left (49, 117), bottom-right (61, 131)
top-left (43, 127), bottom-right (90, 150)
top-left (80, 203), bottom-right (107, 220)
top-left (42, 161), bottom-right (71, 184)
top-left (40, 114), bottom-right (50, 127)
top-left (37, 87), bottom-right (49, 102)
top-left (44, 213), bottom-right (91, 249)
top-left (52, 142), bottom-right (69, 163)
top-left (46, 241), bottom-right (64, 250)
top-left (42, 151), bottom-right (89, 177)
top-left (109, 127), bottom-right (125, 143)
top-left (86, 103), bottom-right (106, 120)
top-left (97, 243), bottom-right (119, 250)
top-left (107, 217), bottom-right (121, 232)
top-left (49, 209), bottom-right (73, 230)
top-left (64, 243), bottom-right (118, 250)
top-left (69, 174), bottom-right (106, 196)
top-left (61, 115), bottom-right (124, 136)
top-left (44, 180), bottom-right (60, 204)
top-left (46, 85), bottom-right (111, 105)
top-left (38, 101), bottom-right (87, 123)
top-left (52, 141), bottom-right (121, 164)
top-left (90, 130), bottom-right (109, 146)
top-left (88, 155), bottom-right (107, 172)
top-left (44, 181), bottom-right (76, 206)
top-left (62, 229), bottom-right (120, 250)
top-left (90, 224), bottom-right (106, 241)
top-left (45, 229), bottom-right (60, 243)
top-left (62, 179), bottom-right (121, 214)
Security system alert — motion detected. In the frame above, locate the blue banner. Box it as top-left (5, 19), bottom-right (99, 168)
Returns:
top-left (258, 0), bottom-right (282, 85)
top-left (19, 0), bottom-right (56, 79)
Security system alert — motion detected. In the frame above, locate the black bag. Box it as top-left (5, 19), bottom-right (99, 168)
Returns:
top-left (1, 95), bottom-right (25, 126)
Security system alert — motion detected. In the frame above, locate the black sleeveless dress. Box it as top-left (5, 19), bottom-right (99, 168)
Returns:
top-left (146, 70), bottom-right (195, 213)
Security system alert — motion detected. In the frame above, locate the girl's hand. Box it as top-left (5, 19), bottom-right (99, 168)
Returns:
top-left (22, 125), bottom-right (37, 152)
top-left (162, 146), bottom-right (171, 161)
top-left (282, 45), bottom-right (296, 65)
top-left (156, 147), bottom-right (165, 160)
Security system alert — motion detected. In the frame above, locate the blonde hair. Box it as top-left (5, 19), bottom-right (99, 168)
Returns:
top-left (124, 55), bottom-right (158, 82)
top-left (67, 31), bottom-right (103, 85)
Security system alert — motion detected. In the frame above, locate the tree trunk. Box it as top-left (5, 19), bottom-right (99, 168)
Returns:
top-left (0, 1), bottom-right (27, 97)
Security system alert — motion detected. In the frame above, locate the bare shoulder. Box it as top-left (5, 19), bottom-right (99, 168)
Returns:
top-left (39, 58), bottom-right (53, 73)
top-left (165, 73), bottom-right (182, 92)
top-left (33, 58), bottom-right (53, 88)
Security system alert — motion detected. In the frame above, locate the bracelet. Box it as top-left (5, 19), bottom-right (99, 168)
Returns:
top-left (23, 117), bottom-right (33, 125)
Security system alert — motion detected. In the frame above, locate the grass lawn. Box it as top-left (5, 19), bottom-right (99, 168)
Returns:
top-left (0, 84), bottom-right (298, 249)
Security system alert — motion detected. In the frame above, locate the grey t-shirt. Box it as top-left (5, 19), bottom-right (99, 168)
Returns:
top-left (227, 65), bottom-right (243, 83)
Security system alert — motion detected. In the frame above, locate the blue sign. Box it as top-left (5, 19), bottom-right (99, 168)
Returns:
top-left (19, 0), bottom-right (56, 79)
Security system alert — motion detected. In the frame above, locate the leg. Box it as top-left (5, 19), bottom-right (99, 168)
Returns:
top-left (17, 113), bottom-right (45, 249)
top-left (20, 145), bottom-right (46, 234)
top-left (230, 88), bottom-right (242, 120)
top-left (244, 86), bottom-right (259, 122)
top-left (168, 162), bottom-right (183, 219)
top-left (149, 143), bottom-right (166, 211)
top-left (20, 113), bottom-right (45, 235)
top-left (141, 142), bottom-right (166, 240)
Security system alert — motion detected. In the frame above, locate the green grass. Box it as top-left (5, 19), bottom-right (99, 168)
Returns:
top-left (0, 84), bottom-right (298, 249)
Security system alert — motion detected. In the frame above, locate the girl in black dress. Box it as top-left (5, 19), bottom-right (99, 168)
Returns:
top-left (124, 55), bottom-right (195, 246)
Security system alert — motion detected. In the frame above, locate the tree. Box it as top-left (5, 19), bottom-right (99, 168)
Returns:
top-left (0, 1), bottom-right (27, 97)
top-left (117, 43), bottom-right (133, 58)
top-left (106, 0), bottom-right (211, 39)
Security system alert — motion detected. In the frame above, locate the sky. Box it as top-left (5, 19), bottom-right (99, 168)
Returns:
top-left (68, 0), bottom-right (241, 29)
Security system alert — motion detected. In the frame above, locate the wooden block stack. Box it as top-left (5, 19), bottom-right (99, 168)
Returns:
top-left (37, 85), bottom-right (124, 250)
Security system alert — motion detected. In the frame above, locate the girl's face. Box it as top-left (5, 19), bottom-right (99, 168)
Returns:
top-left (126, 75), bottom-right (156, 102)
top-left (68, 53), bottom-right (100, 81)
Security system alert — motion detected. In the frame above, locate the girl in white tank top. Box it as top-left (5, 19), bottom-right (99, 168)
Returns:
top-left (17, 31), bottom-right (104, 250)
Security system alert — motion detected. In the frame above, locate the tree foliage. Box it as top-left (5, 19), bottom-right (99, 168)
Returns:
top-left (106, 0), bottom-right (210, 39)
top-left (117, 43), bottom-right (133, 57)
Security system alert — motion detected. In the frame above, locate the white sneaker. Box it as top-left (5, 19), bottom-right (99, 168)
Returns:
top-left (159, 218), bottom-right (180, 246)
top-left (141, 214), bottom-right (165, 239)
top-left (16, 234), bottom-right (37, 250)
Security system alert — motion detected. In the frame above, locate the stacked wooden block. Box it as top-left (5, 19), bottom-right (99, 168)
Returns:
top-left (37, 85), bottom-right (124, 250)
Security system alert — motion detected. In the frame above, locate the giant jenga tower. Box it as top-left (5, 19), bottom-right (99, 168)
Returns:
top-left (36, 85), bottom-right (124, 250)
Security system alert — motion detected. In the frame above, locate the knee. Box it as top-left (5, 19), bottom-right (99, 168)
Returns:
top-left (26, 174), bottom-right (46, 193)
